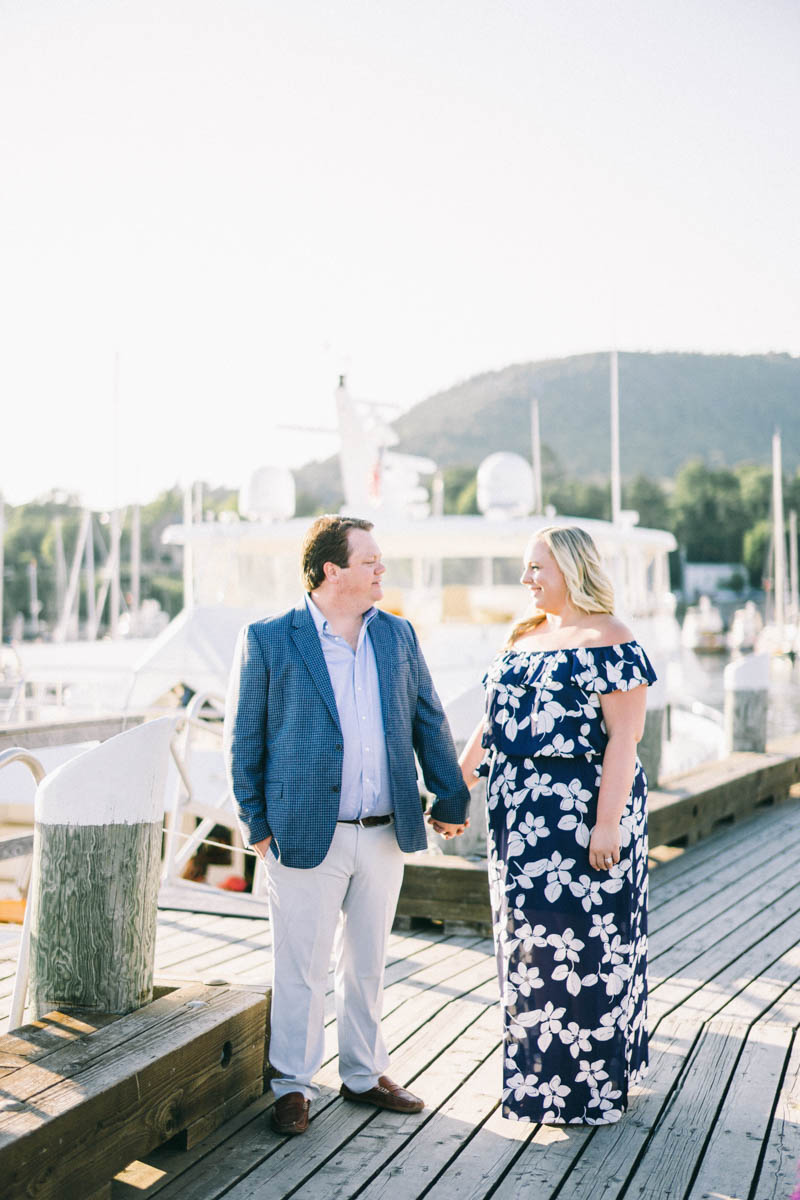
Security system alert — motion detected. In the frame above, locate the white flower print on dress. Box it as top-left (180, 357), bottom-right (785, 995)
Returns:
top-left (569, 873), bottom-right (625, 910)
top-left (588, 1081), bottom-right (623, 1118)
top-left (558, 812), bottom-right (591, 848)
top-left (600, 934), bottom-right (633, 997)
top-left (533, 698), bottom-right (568, 736)
top-left (509, 917), bottom-right (548, 955)
top-left (559, 1023), bottom-right (595, 1058)
top-left (542, 851), bottom-right (576, 902)
top-left (508, 961), bottom-right (545, 1000)
top-left (547, 929), bottom-right (598, 996)
top-left (508, 1000), bottom-right (566, 1050)
top-left (589, 912), bottom-right (617, 942)
top-left (507, 812), bottom-right (551, 856)
top-left (539, 1075), bottom-right (571, 1118)
top-left (553, 778), bottom-right (591, 813)
top-left (592, 1003), bottom-right (625, 1043)
top-left (505, 1071), bottom-right (541, 1102)
top-left (487, 757), bottom-right (518, 812)
top-left (576, 1059), bottom-right (609, 1087)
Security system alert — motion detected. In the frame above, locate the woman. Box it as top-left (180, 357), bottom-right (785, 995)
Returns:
top-left (459, 525), bottom-right (655, 1124)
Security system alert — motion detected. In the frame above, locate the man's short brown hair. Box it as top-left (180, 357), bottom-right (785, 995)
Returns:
top-left (301, 515), bottom-right (374, 591)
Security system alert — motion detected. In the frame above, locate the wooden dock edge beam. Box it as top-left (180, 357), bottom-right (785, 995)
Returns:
top-left (0, 983), bottom-right (269, 1200)
top-left (397, 734), bottom-right (800, 931)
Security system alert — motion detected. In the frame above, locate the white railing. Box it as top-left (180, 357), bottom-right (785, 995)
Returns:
top-left (0, 748), bottom-right (45, 1030)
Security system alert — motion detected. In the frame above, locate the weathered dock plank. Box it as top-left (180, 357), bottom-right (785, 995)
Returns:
top-left (301, 1005), bottom-right (505, 1200)
top-left (648, 816), bottom-right (800, 934)
top-left (1, 985), bottom-right (266, 1200)
top-left (755, 1029), bottom-right (800, 1199)
top-left (685, 991), bottom-right (800, 1200)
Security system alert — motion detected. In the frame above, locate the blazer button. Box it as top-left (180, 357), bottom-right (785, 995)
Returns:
top-left (334, 744), bottom-right (343, 752)
top-left (331, 784), bottom-right (340, 793)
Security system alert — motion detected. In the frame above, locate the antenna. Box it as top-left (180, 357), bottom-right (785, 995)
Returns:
top-left (530, 396), bottom-right (543, 514)
top-left (772, 429), bottom-right (786, 632)
top-left (610, 350), bottom-right (622, 524)
top-left (0, 493), bottom-right (4, 645)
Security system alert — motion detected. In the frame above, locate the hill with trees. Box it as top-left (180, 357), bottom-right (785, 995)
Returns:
top-left (295, 351), bottom-right (800, 507)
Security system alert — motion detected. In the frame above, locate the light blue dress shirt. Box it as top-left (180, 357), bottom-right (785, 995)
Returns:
top-left (305, 594), bottom-right (393, 820)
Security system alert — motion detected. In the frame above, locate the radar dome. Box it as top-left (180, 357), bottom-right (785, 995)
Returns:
top-left (477, 453), bottom-right (534, 518)
top-left (239, 466), bottom-right (296, 521)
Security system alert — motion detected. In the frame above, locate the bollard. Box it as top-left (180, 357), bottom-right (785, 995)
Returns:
top-left (28, 718), bottom-right (173, 1019)
top-left (723, 653), bottom-right (770, 755)
top-left (638, 677), bottom-right (666, 791)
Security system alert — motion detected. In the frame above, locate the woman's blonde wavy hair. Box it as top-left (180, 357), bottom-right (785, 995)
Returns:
top-left (505, 525), bottom-right (615, 648)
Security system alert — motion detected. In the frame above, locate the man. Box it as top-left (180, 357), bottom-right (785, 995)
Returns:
top-left (224, 514), bottom-right (470, 1136)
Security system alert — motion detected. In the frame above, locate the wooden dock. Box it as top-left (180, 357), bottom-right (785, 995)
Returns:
top-left (2, 799), bottom-right (800, 1198)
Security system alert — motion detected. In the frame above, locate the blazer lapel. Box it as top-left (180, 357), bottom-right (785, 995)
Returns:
top-left (366, 612), bottom-right (395, 733)
top-left (291, 601), bottom-right (342, 733)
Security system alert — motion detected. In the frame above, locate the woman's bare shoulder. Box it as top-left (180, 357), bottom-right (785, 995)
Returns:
top-left (580, 614), bottom-right (634, 648)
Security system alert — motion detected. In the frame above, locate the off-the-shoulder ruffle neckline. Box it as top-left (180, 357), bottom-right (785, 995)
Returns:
top-left (503, 639), bottom-right (641, 657)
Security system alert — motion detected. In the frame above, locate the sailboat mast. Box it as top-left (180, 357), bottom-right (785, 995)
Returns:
top-left (790, 509), bottom-right (798, 625)
top-left (772, 430), bottom-right (786, 633)
top-left (610, 350), bottom-right (622, 524)
top-left (85, 513), bottom-right (96, 636)
top-left (183, 484), bottom-right (194, 611)
top-left (131, 503), bottom-right (141, 616)
top-left (0, 492), bottom-right (4, 645)
top-left (530, 397), bottom-right (543, 513)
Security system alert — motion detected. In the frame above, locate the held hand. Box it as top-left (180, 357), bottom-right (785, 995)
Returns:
top-left (427, 817), bottom-right (470, 840)
top-left (252, 835), bottom-right (272, 860)
top-left (588, 823), bottom-right (620, 872)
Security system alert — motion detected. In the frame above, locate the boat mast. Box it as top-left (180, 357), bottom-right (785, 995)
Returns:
top-left (183, 484), bottom-right (194, 611)
top-left (790, 508), bottom-right (798, 625)
top-left (131, 503), bottom-right (141, 617)
top-left (772, 429), bottom-right (786, 634)
top-left (85, 513), bottom-right (96, 636)
top-left (54, 509), bottom-right (91, 642)
top-left (0, 492), bottom-right (4, 645)
top-left (610, 350), bottom-right (622, 524)
top-left (530, 397), bottom-right (543, 513)
top-left (54, 517), bottom-right (67, 618)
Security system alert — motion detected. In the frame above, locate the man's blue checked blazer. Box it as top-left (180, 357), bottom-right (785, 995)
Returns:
top-left (224, 598), bottom-right (471, 869)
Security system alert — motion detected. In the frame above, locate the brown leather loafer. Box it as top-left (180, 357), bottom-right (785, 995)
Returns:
top-left (340, 1075), bottom-right (424, 1113)
top-left (270, 1091), bottom-right (310, 1135)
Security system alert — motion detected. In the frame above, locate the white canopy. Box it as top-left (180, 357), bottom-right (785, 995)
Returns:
top-left (126, 605), bottom-right (268, 709)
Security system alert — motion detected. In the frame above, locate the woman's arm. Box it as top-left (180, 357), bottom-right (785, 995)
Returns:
top-left (588, 685), bottom-right (648, 872)
top-left (458, 717), bottom-right (488, 789)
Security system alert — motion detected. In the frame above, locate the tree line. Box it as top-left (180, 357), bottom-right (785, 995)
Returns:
top-left (3, 457), bottom-right (799, 635)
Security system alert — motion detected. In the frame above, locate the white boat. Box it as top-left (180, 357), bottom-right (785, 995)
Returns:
top-left (727, 601), bottom-right (764, 653)
top-left (681, 595), bottom-right (726, 654)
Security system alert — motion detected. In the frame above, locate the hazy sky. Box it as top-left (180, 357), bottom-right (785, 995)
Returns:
top-left (2, 0), bottom-right (798, 506)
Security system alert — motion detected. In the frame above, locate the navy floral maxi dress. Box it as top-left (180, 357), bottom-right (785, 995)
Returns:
top-left (478, 641), bottom-right (657, 1124)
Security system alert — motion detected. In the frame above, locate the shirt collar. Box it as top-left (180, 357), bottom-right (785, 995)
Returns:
top-left (305, 593), bottom-right (378, 637)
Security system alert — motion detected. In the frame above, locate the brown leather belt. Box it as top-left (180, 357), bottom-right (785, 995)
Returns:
top-left (337, 815), bottom-right (394, 828)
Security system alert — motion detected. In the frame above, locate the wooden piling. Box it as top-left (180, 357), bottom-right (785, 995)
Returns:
top-left (28, 718), bottom-right (173, 1019)
top-left (723, 653), bottom-right (769, 755)
top-left (639, 677), bottom-right (666, 790)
